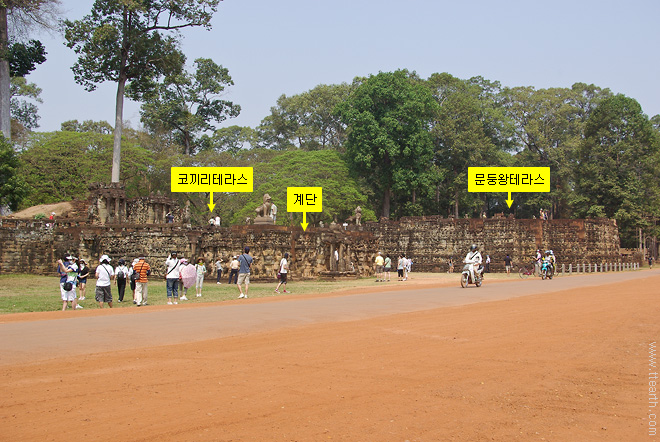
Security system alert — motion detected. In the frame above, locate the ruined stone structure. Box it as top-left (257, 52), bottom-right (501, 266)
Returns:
top-left (0, 215), bottom-right (624, 279)
top-left (87, 183), bottom-right (181, 225)
top-left (0, 184), bottom-right (627, 278)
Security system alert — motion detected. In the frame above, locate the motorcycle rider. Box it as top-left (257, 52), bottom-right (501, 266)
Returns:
top-left (541, 251), bottom-right (553, 276)
top-left (547, 250), bottom-right (556, 274)
top-left (464, 244), bottom-right (483, 283)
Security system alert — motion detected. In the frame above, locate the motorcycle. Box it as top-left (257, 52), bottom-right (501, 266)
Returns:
top-left (541, 260), bottom-right (554, 280)
top-left (461, 262), bottom-right (483, 288)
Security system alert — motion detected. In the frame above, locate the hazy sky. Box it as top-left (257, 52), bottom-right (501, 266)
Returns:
top-left (26, 0), bottom-right (660, 133)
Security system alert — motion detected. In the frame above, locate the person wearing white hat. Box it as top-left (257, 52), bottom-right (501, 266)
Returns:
top-left (95, 254), bottom-right (115, 308)
top-left (57, 254), bottom-right (81, 311)
top-left (128, 258), bottom-right (139, 303)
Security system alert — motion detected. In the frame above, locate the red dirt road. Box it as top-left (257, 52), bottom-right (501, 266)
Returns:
top-left (1, 271), bottom-right (658, 441)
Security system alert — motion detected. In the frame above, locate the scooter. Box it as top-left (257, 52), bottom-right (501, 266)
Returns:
top-left (541, 260), bottom-right (554, 280)
top-left (461, 262), bottom-right (483, 288)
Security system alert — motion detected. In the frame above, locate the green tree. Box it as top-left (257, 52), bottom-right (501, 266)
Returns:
top-left (258, 83), bottom-right (350, 151)
top-left (336, 70), bottom-right (438, 218)
top-left (63, 0), bottom-right (220, 182)
top-left (0, 0), bottom-right (59, 139)
top-left (428, 73), bottom-right (510, 218)
top-left (8, 39), bottom-right (45, 76)
top-left (140, 58), bottom-right (240, 155)
top-left (10, 75), bottom-right (41, 133)
top-left (501, 83), bottom-right (611, 218)
top-left (0, 134), bottom-right (27, 210)
top-left (226, 149), bottom-right (375, 226)
top-left (573, 94), bottom-right (660, 247)
top-left (209, 125), bottom-right (258, 154)
top-left (60, 119), bottom-right (113, 134)
top-left (17, 130), bottom-right (152, 208)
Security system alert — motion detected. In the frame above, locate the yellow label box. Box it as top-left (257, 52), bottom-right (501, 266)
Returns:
top-left (287, 187), bottom-right (323, 212)
top-left (468, 167), bottom-right (550, 192)
top-left (171, 167), bottom-right (253, 192)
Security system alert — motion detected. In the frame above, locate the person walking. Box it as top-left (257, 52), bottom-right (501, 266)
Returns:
top-left (95, 255), bottom-right (114, 308)
top-left (179, 259), bottom-right (194, 300)
top-left (383, 254), bottom-right (392, 282)
top-left (485, 255), bottom-right (491, 273)
top-left (504, 254), bottom-right (512, 276)
top-left (114, 258), bottom-right (129, 302)
top-left (402, 254), bottom-right (409, 281)
top-left (215, 257), bottom-right (224, 284)
top-left (195, 257), bottom-right (207, 297)
top-left (397, 254), bottom-right (405, 281)
top-left (128, 259), bottom-right (138, 303)
top-left (274, 252), bottom-right (290, 293)
top-left (77, 258), bottom-right (90, 301)
top-left (237, 247), bottom-right (253, 299)
top-left (374, 252), bottom-right (384, 282)
top-left (133, 256), bottom-right (151, 306)
top-left (228, 256), bottom-right (239, 284)
top-left (165, 252), bottom-right (182, 305)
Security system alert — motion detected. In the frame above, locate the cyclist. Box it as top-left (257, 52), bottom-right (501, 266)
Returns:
top-left (535, 249), bottom-right (543, 275)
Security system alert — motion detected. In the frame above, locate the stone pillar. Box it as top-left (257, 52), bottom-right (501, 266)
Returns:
top-left (97, 197), bottom-right (108, 225)
top-left (115, 197), bottom-right (121, 224)
top-left (569, 264), bottom-right (572, 274)
top-left (106, 197), bottom-right (113, 224)
top-left (329, 244), bottom-right (336, 271)
top-left (338, 243), bottom-right (346, 272)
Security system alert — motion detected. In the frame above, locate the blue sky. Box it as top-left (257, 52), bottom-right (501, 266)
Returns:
top-left (27, 0), bottom-right (660, 132)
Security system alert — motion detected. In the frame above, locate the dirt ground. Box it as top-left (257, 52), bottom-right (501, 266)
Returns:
top-left (4, 201), bottom-right (75, 219)
top-left (1, 271), bottom-right (658, 441)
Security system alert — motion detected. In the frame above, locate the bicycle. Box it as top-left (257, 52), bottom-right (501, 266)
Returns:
top-left (518, 261), bottom-right (538, 279)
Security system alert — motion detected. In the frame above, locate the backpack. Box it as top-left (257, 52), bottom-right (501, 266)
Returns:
top-left (130, 270), bottom-right (140, 282)
top-left (117, 268), bottom-right (126, 280)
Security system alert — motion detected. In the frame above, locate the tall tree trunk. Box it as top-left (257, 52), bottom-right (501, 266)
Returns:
top-left (382, 186), bottom-right (391, 219)
top-left (0, 7), bottom-right (10, 140)
top-left (112, 74), bottom-right (126, 183)
top-left (454, 189), bottom-right (459, 218)
top-left (184, 130), bottom-right (190, 155)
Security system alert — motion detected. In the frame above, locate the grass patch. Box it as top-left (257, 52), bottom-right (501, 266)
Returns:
top-left (0, 271), bottom-right (523, 314)
top-left (0, 273), bottom-right (390, 313)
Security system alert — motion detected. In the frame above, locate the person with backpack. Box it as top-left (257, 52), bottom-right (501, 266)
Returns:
top-left (95, 255), bottom-right (115, 308)
top-left (237, 246), bottom-right (253, 299)
top-left (114, 258), bottom-right (129, 302)
top-left (57, 254), bottom-right (81, 311)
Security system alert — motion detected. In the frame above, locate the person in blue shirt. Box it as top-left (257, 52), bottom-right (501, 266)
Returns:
top-left (237, 246), bottom-right (253, 299)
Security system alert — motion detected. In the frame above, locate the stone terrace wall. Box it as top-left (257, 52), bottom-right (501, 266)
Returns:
top-left (365, 217), bottom-right (621, 272)
top-left (0, 221), bottom-right (376, 280)
top-left (0, 217), bottom-right (621, 278)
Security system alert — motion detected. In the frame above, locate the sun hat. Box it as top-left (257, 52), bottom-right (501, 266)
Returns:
top-left (65, 254), bottom-right (74, 260)
top-left (99, 254), bottom-right (111, 263)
